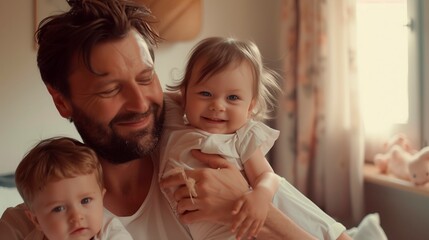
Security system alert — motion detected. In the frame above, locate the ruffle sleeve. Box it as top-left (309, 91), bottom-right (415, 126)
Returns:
top-left (235, 120), bottom-right (280, 164)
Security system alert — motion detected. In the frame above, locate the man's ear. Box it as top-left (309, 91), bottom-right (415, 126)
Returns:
top-left (25, 209), bottom-right (42, 231)
top-left (46, 85), bottom-right (72, 119)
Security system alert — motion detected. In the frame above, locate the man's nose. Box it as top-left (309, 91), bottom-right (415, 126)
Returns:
top-left (123, 83), bottom-right (150, 112)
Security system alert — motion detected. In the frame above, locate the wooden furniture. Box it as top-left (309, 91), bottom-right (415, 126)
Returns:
top-left (136, 0), bottom-right (202, 41)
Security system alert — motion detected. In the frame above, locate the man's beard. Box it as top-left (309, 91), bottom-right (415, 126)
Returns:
top-left (71, 103), bottom-right (164, 164)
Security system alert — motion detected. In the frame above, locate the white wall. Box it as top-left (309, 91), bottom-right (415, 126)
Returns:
top-left (0, 0), bottom-right (79, 175)
top-left (0, 0), bottom-right (282, 174)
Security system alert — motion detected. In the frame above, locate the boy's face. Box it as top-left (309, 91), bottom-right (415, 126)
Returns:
top-left (28, 173), bottom-right (105, 240)
top-left (184, 60), bottom-right (256, 134)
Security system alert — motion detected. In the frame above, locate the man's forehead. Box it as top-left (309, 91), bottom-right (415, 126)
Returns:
top-left (69, 30), bottom-right (153, 75)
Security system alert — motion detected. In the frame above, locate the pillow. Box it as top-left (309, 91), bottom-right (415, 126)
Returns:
top-left (0, 173), bottom-right (15, 188)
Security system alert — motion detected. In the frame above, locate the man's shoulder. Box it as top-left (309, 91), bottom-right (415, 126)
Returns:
top-left (0, 203), bottom-right (37, 239)
top-left (1, 203), bottom-right (28, 224)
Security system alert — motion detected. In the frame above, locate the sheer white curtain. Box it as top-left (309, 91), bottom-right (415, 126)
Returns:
top-left (274, 0), bottom-right (364, 225)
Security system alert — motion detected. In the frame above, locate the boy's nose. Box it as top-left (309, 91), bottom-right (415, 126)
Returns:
top-left (69, 209), bottom-right (84, 224)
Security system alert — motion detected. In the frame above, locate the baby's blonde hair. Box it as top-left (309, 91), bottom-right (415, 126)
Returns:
top-left (15, 137), bottom-right (103, 210)
top-left (167, 37), bottom-right (282, 120)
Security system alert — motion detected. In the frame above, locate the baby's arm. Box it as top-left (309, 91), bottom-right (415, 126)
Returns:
top-left (231, 147), bottom-right (280, 239)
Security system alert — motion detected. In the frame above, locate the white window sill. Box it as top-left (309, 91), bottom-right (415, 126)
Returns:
top-left (364, 163), bottom-right (429, 197)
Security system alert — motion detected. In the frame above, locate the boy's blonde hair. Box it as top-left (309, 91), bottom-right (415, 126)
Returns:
top-left (15, 137), bottom-right (103, 209)
top-left (167, 37), bottom-right (283, 120)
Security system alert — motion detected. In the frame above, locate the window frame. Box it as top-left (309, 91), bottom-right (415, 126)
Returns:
top-left (422, 0), bottom-right (429, 146)
top-left (390, 0), bottom-right (423, 149)
top-left (359, 0), bottom-right (424, 160)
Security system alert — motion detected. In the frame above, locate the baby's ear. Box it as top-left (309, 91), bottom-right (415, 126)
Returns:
top-left (248, 99), bottom-right (257, 114)
top-left (25, 209), bottom-right (42, 231)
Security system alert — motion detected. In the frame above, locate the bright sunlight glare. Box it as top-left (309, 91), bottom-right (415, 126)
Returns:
top-left (356, 0), bottom-right (408, 133)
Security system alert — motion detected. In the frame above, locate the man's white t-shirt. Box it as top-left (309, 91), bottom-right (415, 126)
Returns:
top-left (104, 157), bottom-right (191, 240)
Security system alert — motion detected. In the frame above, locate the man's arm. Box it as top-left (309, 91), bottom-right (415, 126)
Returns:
top-left (0, 203), bottom-right (36, 239)
top-left (160, 150), bottom-right (318, 239)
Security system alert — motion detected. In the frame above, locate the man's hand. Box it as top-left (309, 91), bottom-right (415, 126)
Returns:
top-left (161, 150), bottom-right (249, 225)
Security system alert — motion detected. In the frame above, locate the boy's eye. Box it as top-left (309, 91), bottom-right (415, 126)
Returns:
top-left (52, 206), bottom-right (65, 213)
top-left (198, 91), bottom-right (211, 97)
top-left (227, 95), bottom-right (239, 101)
top-left (81, 197), bottom-right (92, 205)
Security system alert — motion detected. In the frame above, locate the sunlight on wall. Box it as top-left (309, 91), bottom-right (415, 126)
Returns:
top-left (356, 0), bottom-right (408, 134)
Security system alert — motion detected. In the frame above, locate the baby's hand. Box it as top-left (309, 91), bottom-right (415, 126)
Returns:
top-left (231, 188), bottom-right (271, 239)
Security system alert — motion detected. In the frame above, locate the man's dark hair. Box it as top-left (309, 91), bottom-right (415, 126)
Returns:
top-left (36, 0), bottom-right (161, 98)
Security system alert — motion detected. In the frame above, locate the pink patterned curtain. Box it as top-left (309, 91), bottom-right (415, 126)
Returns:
top-left (273, 0), bottom-right (364, 225)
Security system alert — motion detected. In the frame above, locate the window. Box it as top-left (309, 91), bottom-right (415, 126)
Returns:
top-left (422, 2), bottom-right (429, 147)
top-left (356, 0), bottom-right (424, 158)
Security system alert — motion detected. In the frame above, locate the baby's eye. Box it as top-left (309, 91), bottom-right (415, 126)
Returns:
top-left (81, 197), bottom-right (92, 205)
top-left (227, 95), bottom-right (239, 101)
top-left (97, 87), bottom-right (120, 98)
top-left (52, 206), bottom-right (65, 213)
top-left (198, 91), bottom-right (211, 97)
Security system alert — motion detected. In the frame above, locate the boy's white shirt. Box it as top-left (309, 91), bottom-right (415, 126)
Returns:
top-left (93, 216), bottom-right (132, 240)
top-left (2, 209), bottom-right (132, 240)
